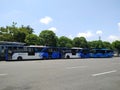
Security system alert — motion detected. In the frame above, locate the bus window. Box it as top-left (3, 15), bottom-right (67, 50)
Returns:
top-left (28, 47), bottom-right (35, 55)
top-left (71, 49), bottom-right (77, 55)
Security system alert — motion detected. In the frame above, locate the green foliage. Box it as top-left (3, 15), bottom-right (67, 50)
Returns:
top-left (0, 22), bottom-right (34, 42)
top-left (73, 37), bottom-right (81, 47)
top-left (103, 41), bottom-right (112, 49)
top-left (73, 37), bottom-right (88, 48)
top-left (13, 30), bottom-right (26, 42)
top-left (25, 34), bottom-right (40, 45)
top-left (88, 40), bottom-right (104, 48)
top-left (39, 30), bottom-right (57, 46)
top-left (112, 40), bottom-right (120, 55)
top-left (58, 36), bottom-right (72, 47)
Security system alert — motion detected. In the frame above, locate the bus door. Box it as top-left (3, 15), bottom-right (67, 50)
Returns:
top-left (70, 49), bottom-right (80, 58)
top-left (28, 47), bottom-right (35, 56)
top-left (71, 49), bottom-right (77, 56)
top-left (0, 46), bottom-right (6, 60)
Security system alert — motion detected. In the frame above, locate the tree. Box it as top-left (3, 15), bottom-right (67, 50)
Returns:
top-left (103, 41), bottom-right (112, 49)
top-left (112, 40), bottom-right (120, 56)
top-left (0, 26), bottom-right (14, 41)
top-left (88, 40), bottom-right (104, 48)
top-left (73, 37), bottom-right (88, 48)
top-left (73, 37), bottom-right (81, 47)
top-left (25, 34), bottom-right (40, 45)
top-left (13, 30), bottom-right (26, 42)
top-left (39, 30), bottom-right (57, 46)
top-left (58, 36), bottom-right (72, 48)
top-left (0, 22), bottom-right (34, 42)
top-left (20, 25), bottom-right (33, 34)
top-left (79, 37), bottom-right (88, 48)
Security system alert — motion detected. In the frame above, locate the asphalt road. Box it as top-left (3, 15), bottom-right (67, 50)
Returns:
top-left (0, 57), bottom-right (120, 90)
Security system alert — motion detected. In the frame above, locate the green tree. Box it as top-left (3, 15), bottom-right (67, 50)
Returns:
top-left (73, 37), bottom-right (81, 47)
top-left (25, 34), bottom-right (40, 45)
top-left (39, 30), bottom-right (57, 46)
top-left (20, 25), bottom-right (33, 35)
top-left (0, 22), bottom-right (34, 42)
top-left (112, 40), bottom-right (120, 56)
top-left (79, 37), bottom-right (88, 48)
top-left (73, 37), bottom-right (88, 48)
top-left (88, 40), bottom-right (104, 48)
top-left (103, 41), bottom-right (112, 49)
top-left (0, 25), bottom-right (15, 41)
top-left (58, 36), bottom-right (72, 48)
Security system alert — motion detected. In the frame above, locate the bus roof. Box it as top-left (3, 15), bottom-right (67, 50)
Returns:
top-left (0, 41), bottom-right (25, 46)
top-left (29, 45), bottom-right (46, 47)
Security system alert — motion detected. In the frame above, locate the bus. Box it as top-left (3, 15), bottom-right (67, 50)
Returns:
top-left (11, 45), bottom-right (45, 60)
top-left (39, 47), bottom-right (63, 59)
top-left (79, 48), bottom-right (90, 58)
top-left (0, 41), bottom-right (25, 61)
top-left (89, 48), bottom-right (114, 58)
top-left (11, 46), bottom-right (64, 60)
top-left (64, 48), bottom-right (90, 59)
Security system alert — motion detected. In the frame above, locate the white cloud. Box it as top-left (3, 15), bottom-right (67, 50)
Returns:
top-left (96, 30), bottom-right (103, 35)
top-left (108, 35), bottom-right (120, 42)
top-left (40, 16), bottom-right (53, 25)
top-left (118, 22), bottom-right (120, 31)
top-left (48, 27), bottom-right (57, 32)
top-left (77, 31), bottom-right (93, 38)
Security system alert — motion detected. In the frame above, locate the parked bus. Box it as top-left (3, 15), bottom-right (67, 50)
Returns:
top-left (89, 48), bottom-right (114, 58)
top-left (11, 45), bottom-right (45, 60)
top-left (1, 41), bottom-right (114, 60)
top-left (64, 48), bottom-right (81, 59)
top-left (11, 46), bottom-right (64, 60)
top-left (79, 48), bottom-right (90, 58)
top-left (0, 41), bottom-right (25, 61)
top-left (64, 48), bottom-right (90, 59)
top-left (39, 47), bottom-right (63, 59)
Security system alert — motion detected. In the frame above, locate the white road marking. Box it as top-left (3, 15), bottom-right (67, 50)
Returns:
top-left (0, 74), bottom-right (8, 76)
top-left (66, 66), bottom-right (87, 69)
top-left (92, 70), bottom-right (117, 76)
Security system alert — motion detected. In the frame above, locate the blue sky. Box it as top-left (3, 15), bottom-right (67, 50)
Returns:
top-left (1, 0), bottom-right (120, 42)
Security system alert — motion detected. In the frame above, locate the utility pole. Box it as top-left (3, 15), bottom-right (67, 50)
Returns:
top-left (99, 36), bottom-right (101, 41)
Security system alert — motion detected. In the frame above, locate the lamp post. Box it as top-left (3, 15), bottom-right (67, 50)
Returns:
top-left (96, 30), bottom-right (102, 41)
top-left (99, 35), bottom-right (101, 41)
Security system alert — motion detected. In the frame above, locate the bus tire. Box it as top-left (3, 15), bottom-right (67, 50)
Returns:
top-left (17, 56), bottom-right (22, 60)
top-left (66, 55), bottom-right (70, 59)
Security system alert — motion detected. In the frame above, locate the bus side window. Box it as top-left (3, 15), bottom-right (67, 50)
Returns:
top-left (48, 48), bottom-right (52, 55)
top-left (28, 47), bottom-right (35, 55)
top-left (72, 49), bottom-right (76, 55)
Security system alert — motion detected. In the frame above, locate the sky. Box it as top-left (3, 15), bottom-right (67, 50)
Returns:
top-left (0, 0), bottom-right (120, 42)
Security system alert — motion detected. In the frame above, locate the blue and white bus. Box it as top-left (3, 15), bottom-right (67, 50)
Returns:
top-left (64, 48), bottom-right (81, 59)
top-left (0, 41), bottom-right (25, 61)
top-left (89, 48), bottom-right (114, 58)
top-left (11, 45), bottom-right (45, 60)
top-left (11, 46), bottom-right (63, 60)
top-left (64, 48), bottom-right (90, 59)
top-left (79, 48), bottom-right (90, 58)
top-left (39, 47), bottom-right (63, 59)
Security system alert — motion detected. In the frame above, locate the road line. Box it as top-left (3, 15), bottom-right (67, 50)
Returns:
top-left (66, 66), bottom-right (87, 69)
top-left (0, 74), bottom-right (8, 76)
top-left (92, 70), bottom-right (117, 77)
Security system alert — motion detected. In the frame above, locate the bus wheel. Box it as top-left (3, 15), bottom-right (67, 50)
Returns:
top-left (17, 57), bottom-right (22, 60)
top-left (66, 55), bottom-right (70, 59)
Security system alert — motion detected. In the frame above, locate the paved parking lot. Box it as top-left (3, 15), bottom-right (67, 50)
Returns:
top-left (0, 57), bottom-right (120, 90)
